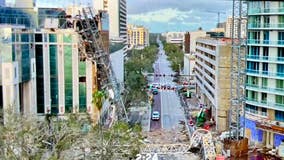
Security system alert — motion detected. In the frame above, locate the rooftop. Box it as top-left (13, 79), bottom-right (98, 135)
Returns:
top-left (196, 37), bottom-right (232, 46)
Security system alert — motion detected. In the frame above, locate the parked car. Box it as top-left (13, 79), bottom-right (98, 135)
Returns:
top-left (152, 88), bottom-right (159, 95)
top-left (151, 111), bottom-right (160, 120)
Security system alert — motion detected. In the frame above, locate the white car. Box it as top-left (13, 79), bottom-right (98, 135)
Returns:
top-left (151, 111), bottom-right (160, 120)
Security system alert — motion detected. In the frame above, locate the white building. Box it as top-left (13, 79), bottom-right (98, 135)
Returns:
top-left (94, 0), bottom-right (127, 43)
top-left (164, 32), bottom-right (185, 45)
top-left (225, 16), bottom-right (247, 38)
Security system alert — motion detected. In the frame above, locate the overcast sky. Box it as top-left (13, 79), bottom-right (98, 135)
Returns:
top-left (6, 0), bottom-right (232, 33)
top-left (127, 0), bottom-right (232, 33)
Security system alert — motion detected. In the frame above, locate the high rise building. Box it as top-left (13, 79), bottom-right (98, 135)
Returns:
top-left (94, 0), bottom-right (127, 43)
top-left (244, 1), bottom-right (284, 148)
top-left (127, 24), bottom-right (149, 49)
top-left (225, 16), bottom-right (247, 38)
top-left (195, 38), bottom-right (232, 131)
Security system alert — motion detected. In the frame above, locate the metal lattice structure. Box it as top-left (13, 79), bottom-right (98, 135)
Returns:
top-left (64, 8), bottom-right (128, 121)
top-left (229, 0), bottom-right (247, 140)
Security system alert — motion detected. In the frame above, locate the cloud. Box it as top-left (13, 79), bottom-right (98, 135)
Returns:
top-left (128, 8), bottom-right (192, 23)
top-left (127, 0), bottom-right (232, 33)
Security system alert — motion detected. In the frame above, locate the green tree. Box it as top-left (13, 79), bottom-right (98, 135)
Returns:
top-left (92, 90), bottom-right (106, 110)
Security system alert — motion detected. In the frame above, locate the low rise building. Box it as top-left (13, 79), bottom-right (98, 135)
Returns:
top-left (164, 32), bottom-right (185, 45)
top-left (195, 38), bottom-right (232, 132)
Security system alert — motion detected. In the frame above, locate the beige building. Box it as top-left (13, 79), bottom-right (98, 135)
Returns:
top-left (195, 38), bottom-right (232, 131)
top-left (225, 16), bottom-right (247, 38)
top-left (127, 24), bottom-right (149, 49)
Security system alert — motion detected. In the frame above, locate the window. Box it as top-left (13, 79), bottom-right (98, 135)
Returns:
top-left (261, 108), bottom-right (267, 116)
top-left (279, 16), bottom-right (284, 28)
top-left (263, 47), bottom-right (269, 60)
top-left (249, 31), bottom-right (260, 40)
top-left (275, 110), bottom-right (284, 122)
top-left (263, 16), bottom-right (270, 28)
top-left (262, 63), bottom-right (268, 74)
top-left (250, 16), bottom-right (260, 28)
top-left (49, 34), bottom-right (57, 43)
top-left (247, 61), bottom-right (259, 71)
top-left (279, 48), bottom-right (284, 61)
top-left (21, 34), bottom-right (29, 42)
top-left (35, 34), bottom-right (42, 42)
top-left (279, 32), bottom-right (284, 45)
top-left (263, 31), bottom-right (269, 44)
top-left (261, 93), bottom-right (267, 103)
top-left (277, 64), bottom-right (284, 76)
top-left (63, 34), bottom-right (72, 43)
top-left (276, 80), bottom-right (284, 90)
top-left (246, 104), bottom-right (258, 114)
top-left (262, 78), bottom-right (268, 88)
top-left (264, 1), bottom-right (270, 9)
top-left (250, 46), bottom-right (260, 56)
top-left (247, 76), bottom-right (258, 85)
top-left (280, 2), bottom-right (284, 8)
top-left (247, 90), bottom-right (258, 101)
top-left (276, 95), bottom-right (284, 105)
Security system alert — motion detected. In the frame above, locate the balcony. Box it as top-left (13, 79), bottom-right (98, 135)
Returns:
top-left (247, 39), bottom-right (284, 47)
top-left (246, 98), bottom-right (284, 111)
top-left (246, 83), bottom-right (284, 96)
top-left (246, 55), bottom-right (284, 64)
top-left (196, 45), bottom-right (216, 56)
top-left (248, 8), bottom-right (284, 15)
top-left (248, 23), bottom-right (284, 30)
top-left (246, 69), bottom-right (284, 79)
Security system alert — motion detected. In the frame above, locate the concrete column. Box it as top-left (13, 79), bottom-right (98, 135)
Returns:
top-left (2, 62), bottom-right (20, 124)
top-left (72, 44), bottom-right (79, 113)
top-left (86, 60), bottom-right (93, 114)
top-left (43, 42), bottom-right (51, 113)
top-left (58, 44), bottom-right (65, 114)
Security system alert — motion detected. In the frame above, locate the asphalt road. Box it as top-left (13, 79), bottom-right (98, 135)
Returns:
top-left (150, 39), bottom-right (185, 132)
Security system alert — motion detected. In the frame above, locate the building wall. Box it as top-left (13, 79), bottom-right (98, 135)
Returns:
top-left (195, 38), bottom-right (232, 131)
top-left (127, 24), bottom-right (149, 48)
top-left (244, 1), bottom-right (284, 148)
top-left (0, 27), bottom-right (38, 124)
top-left (165, 32), bottom-right (185, 45)
top-left (225, 16), bottom-right (247, 38)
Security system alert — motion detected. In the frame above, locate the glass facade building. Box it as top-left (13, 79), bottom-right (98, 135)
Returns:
top-left (245, 1), bottom-right (284, 148)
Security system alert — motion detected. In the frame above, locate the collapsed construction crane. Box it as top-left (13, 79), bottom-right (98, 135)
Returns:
top-left (63, 8), bottom-right (128, 122)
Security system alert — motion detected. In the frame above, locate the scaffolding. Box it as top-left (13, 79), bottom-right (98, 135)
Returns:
top-left (63, 8), bottom-right (128, 122)
top-left (229, 0), bottom-right (247, 140)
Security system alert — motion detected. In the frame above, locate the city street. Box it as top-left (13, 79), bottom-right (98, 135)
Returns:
top-left (150, 39), bottom-right (185, 132)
